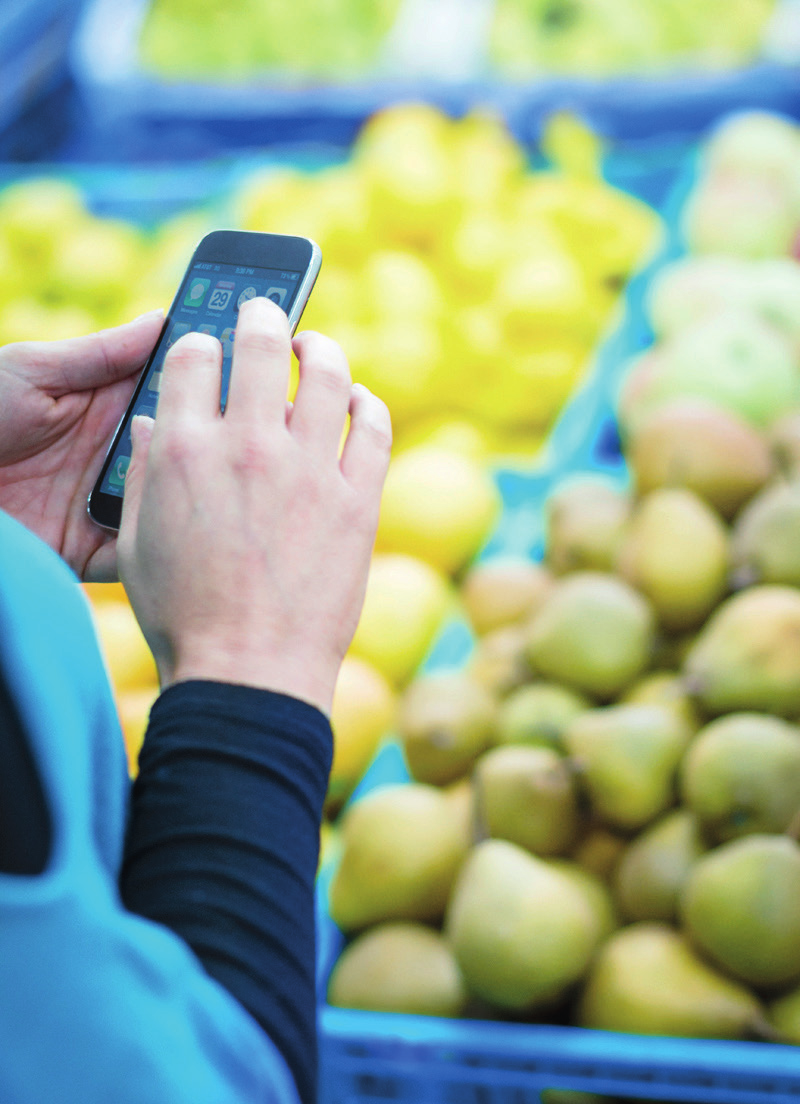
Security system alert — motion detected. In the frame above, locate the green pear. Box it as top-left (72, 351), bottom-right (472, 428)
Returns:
top-left (627, 398), bottom-right (772, 519)
top-left (730, 480), bottom-right (800, 588)
top-left (683, 585), bottom-right (800, 717)
top-left (474, 744), bottom-right (580, 856)
top-left (621, 670), bottom-right (701, 735)
top-left (628, 311), bottom-right (799, 429)
top-left (494, 681), bottom-right (591, 751)
top-left (577, 922), bottom-right (763, 1038)
top-left (549, 859), bottom-right (618, 944)
top-left (327, 922), bottom-right (467, 1017)
top-left (526, 572), bottom-right (656, 700)
top-left (680, 713), bottom-right (800, 842)
top-left (467, 623), bottom-right (534, 697)
top-left (613, 809), bottom-right (706, 923)
top-left (460, 556), bottom-right (554, 636)
top-left (562, 703), bottom-right (691, 831)
top-left (544, 475), bottom-right (632, 575)
top-left (397, 670), bottom-right (496, 785)
top-left (328, 783), bottom-right (470, 933)
top-left (444, 839), bottom-right (607, 1012)
top-left (616, 487), bottom-right (730, 632)
top-left (680, 834), bottom-right (800, 989)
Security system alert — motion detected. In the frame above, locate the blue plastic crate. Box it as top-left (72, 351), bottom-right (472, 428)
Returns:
top-left (314, 122), bottom-right (800, 1104)
top-left (0, 1), bottom-right (85, 139)
top-left (67, 0), bottom-right (800, 162)
top-left (316, 744), bottom-right (800, 1104)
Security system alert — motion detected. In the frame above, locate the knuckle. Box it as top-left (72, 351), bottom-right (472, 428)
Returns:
top-left (236, 322), bottom-right (288, 362)
top-left (165, 332), bottom-right (219, 369)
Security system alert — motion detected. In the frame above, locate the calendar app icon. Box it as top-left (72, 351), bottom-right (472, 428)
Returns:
top-left (208, 281), bottom-right (235, 311)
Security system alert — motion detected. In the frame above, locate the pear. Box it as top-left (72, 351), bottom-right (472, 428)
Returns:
top-left (460, 556), bottom-right (554, 636)
top-left (615, 487), bottom-right (730, 633)
top-left (549, 859), bottom-right (618, 945)
top-left (397, 669), bottom-right (496, 785)
top-left (526, 572), bottom-right (655, 700)
top-left (328, 783), bottom-right (470, 933)
top-left (613, 809), bottom-right (706, 923)
top-left (468, 623), bottom-right (534, 697)
top-left (474, 744), bottom-right (580, 857)
top-left (544, 475), bottom-right (632, 575)
top-left (571, 824), bottom-right (628, 881)
top-left (327, 922), bottom-right (467, 1017)
top-left (444, 840), bottom-right (609, 1012)
top-left (683, 585), bottom-right (800, 717)
top-left (626, 398), bottom-right (773, 519)
top-left (680, 834), bottom-right (800, 989)
top-left (730, 480), bottom-right (800, 588)
top-left (621, 670), bottom-right (701, 736)
top-left (494, 681), bottom-right (591, 751)
top-left (577, 923), bottom-right (763, 1039)
top-left (680, 713), bottom-right (800, 842)
top-left (562, 703), bottom-right (691, 832)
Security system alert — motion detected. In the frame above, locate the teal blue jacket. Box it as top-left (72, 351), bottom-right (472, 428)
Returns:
top-left (0, 508), bottom-right (299, 1104)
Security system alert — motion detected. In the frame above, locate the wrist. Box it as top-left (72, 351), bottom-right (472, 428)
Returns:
top-left (163, 642), bottom-right (339, 717)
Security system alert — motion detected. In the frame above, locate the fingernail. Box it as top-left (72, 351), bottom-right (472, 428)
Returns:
top-left (133, 308), bottom-right (165, 323)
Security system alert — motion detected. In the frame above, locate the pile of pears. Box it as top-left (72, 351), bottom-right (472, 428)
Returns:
top-left (327, 212), bottom-right (800, 1046)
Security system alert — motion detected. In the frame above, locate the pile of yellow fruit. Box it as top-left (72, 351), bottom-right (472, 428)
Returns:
top-left (0, 103), bottom-right (659, 783)
top-left (323, 112), bottom-right (800, 1053)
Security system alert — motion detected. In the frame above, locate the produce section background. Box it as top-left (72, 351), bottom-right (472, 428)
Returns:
top-left (3, 2), bottom-right (800, 1102)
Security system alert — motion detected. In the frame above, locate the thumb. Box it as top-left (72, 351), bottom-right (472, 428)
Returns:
top-left (119, 414), bottom-right (155, 537)
top-left (34, 309), bottom-right (164, 396)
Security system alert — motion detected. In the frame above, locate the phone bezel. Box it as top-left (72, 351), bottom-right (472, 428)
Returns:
top-left (87, 229), bottom-right (321, 532)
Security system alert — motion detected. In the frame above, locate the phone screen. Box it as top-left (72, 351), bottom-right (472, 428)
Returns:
top-left (98, 258), bottom-right (306, 499)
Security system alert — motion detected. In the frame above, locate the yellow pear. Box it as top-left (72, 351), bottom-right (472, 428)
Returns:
top-left (397, 669), bottom-right (496, 785)
top-left (375, 445), bottom-right (501, 576)
top-left (680, 834), bottom-right (800, 990)
top-left (627, 398), bottom-right (772, 519)
top-left (544, 475), bottom-right (632, 575)
top-left (578, 923), bottom-right (762, 1039)
top-left (460, 556), bottom-right (554, 636)
top-left (730, 480), bottom-right (800, 588)
top-left (327, 922), bottom-right (467, 1017)
top-left (444, 840), bottom-right (608, 1012)
top-left (494, 681), bottom-right (590, 752)
top-left (562, 703), bottom-right (691, 832)
top-left (474, 744), bottom-right (580, 856)
top-left (680, 713), bottom-right (800, 842)
top-left (329, 783), bottom-right (470, 933)
top-left (467, 623), bottom-right (534, 697)
top-left (349, 554), bottom-right (452, 687)
top-left (613, 809), bottom-right (706, 923)
top-left (616, 487), bottom-right (730, 632)
top-left (683, 585), bottom-right (800, 717)
top-left (526, 572), bottom-right (655, 700)
top-left (327, 656), bottom-right (396, 816)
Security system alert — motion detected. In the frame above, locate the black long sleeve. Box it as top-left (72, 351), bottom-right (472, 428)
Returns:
top-left (119, 680), bottom-right (333, 1104)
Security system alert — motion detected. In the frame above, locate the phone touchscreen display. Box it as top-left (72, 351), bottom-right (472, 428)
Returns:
top-left (99, 259), bottom-right (304, 498)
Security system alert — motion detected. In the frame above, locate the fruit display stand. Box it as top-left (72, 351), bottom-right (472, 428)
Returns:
top-left (314, 112), bottom-right (800, 1103)
top-left (65, 0), bottom-right (800, 162)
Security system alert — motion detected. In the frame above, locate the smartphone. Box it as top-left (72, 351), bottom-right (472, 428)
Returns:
top-left (88, 229), bottom-right (321, 531)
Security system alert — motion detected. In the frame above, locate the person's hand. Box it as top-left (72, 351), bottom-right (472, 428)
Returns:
top-left (117, 296), bottom-right (392, 716)
top-left (0, 311), bottom-right (164, 580)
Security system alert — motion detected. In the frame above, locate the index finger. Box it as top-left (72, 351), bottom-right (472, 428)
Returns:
top-left (223, 296), bottom-right (291, 426)
top-left (157, 330), bottom-right (223, 423)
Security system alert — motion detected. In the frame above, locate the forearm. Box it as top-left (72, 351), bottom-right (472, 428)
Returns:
top-left (119, 680), bottom-right (333, 1104)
